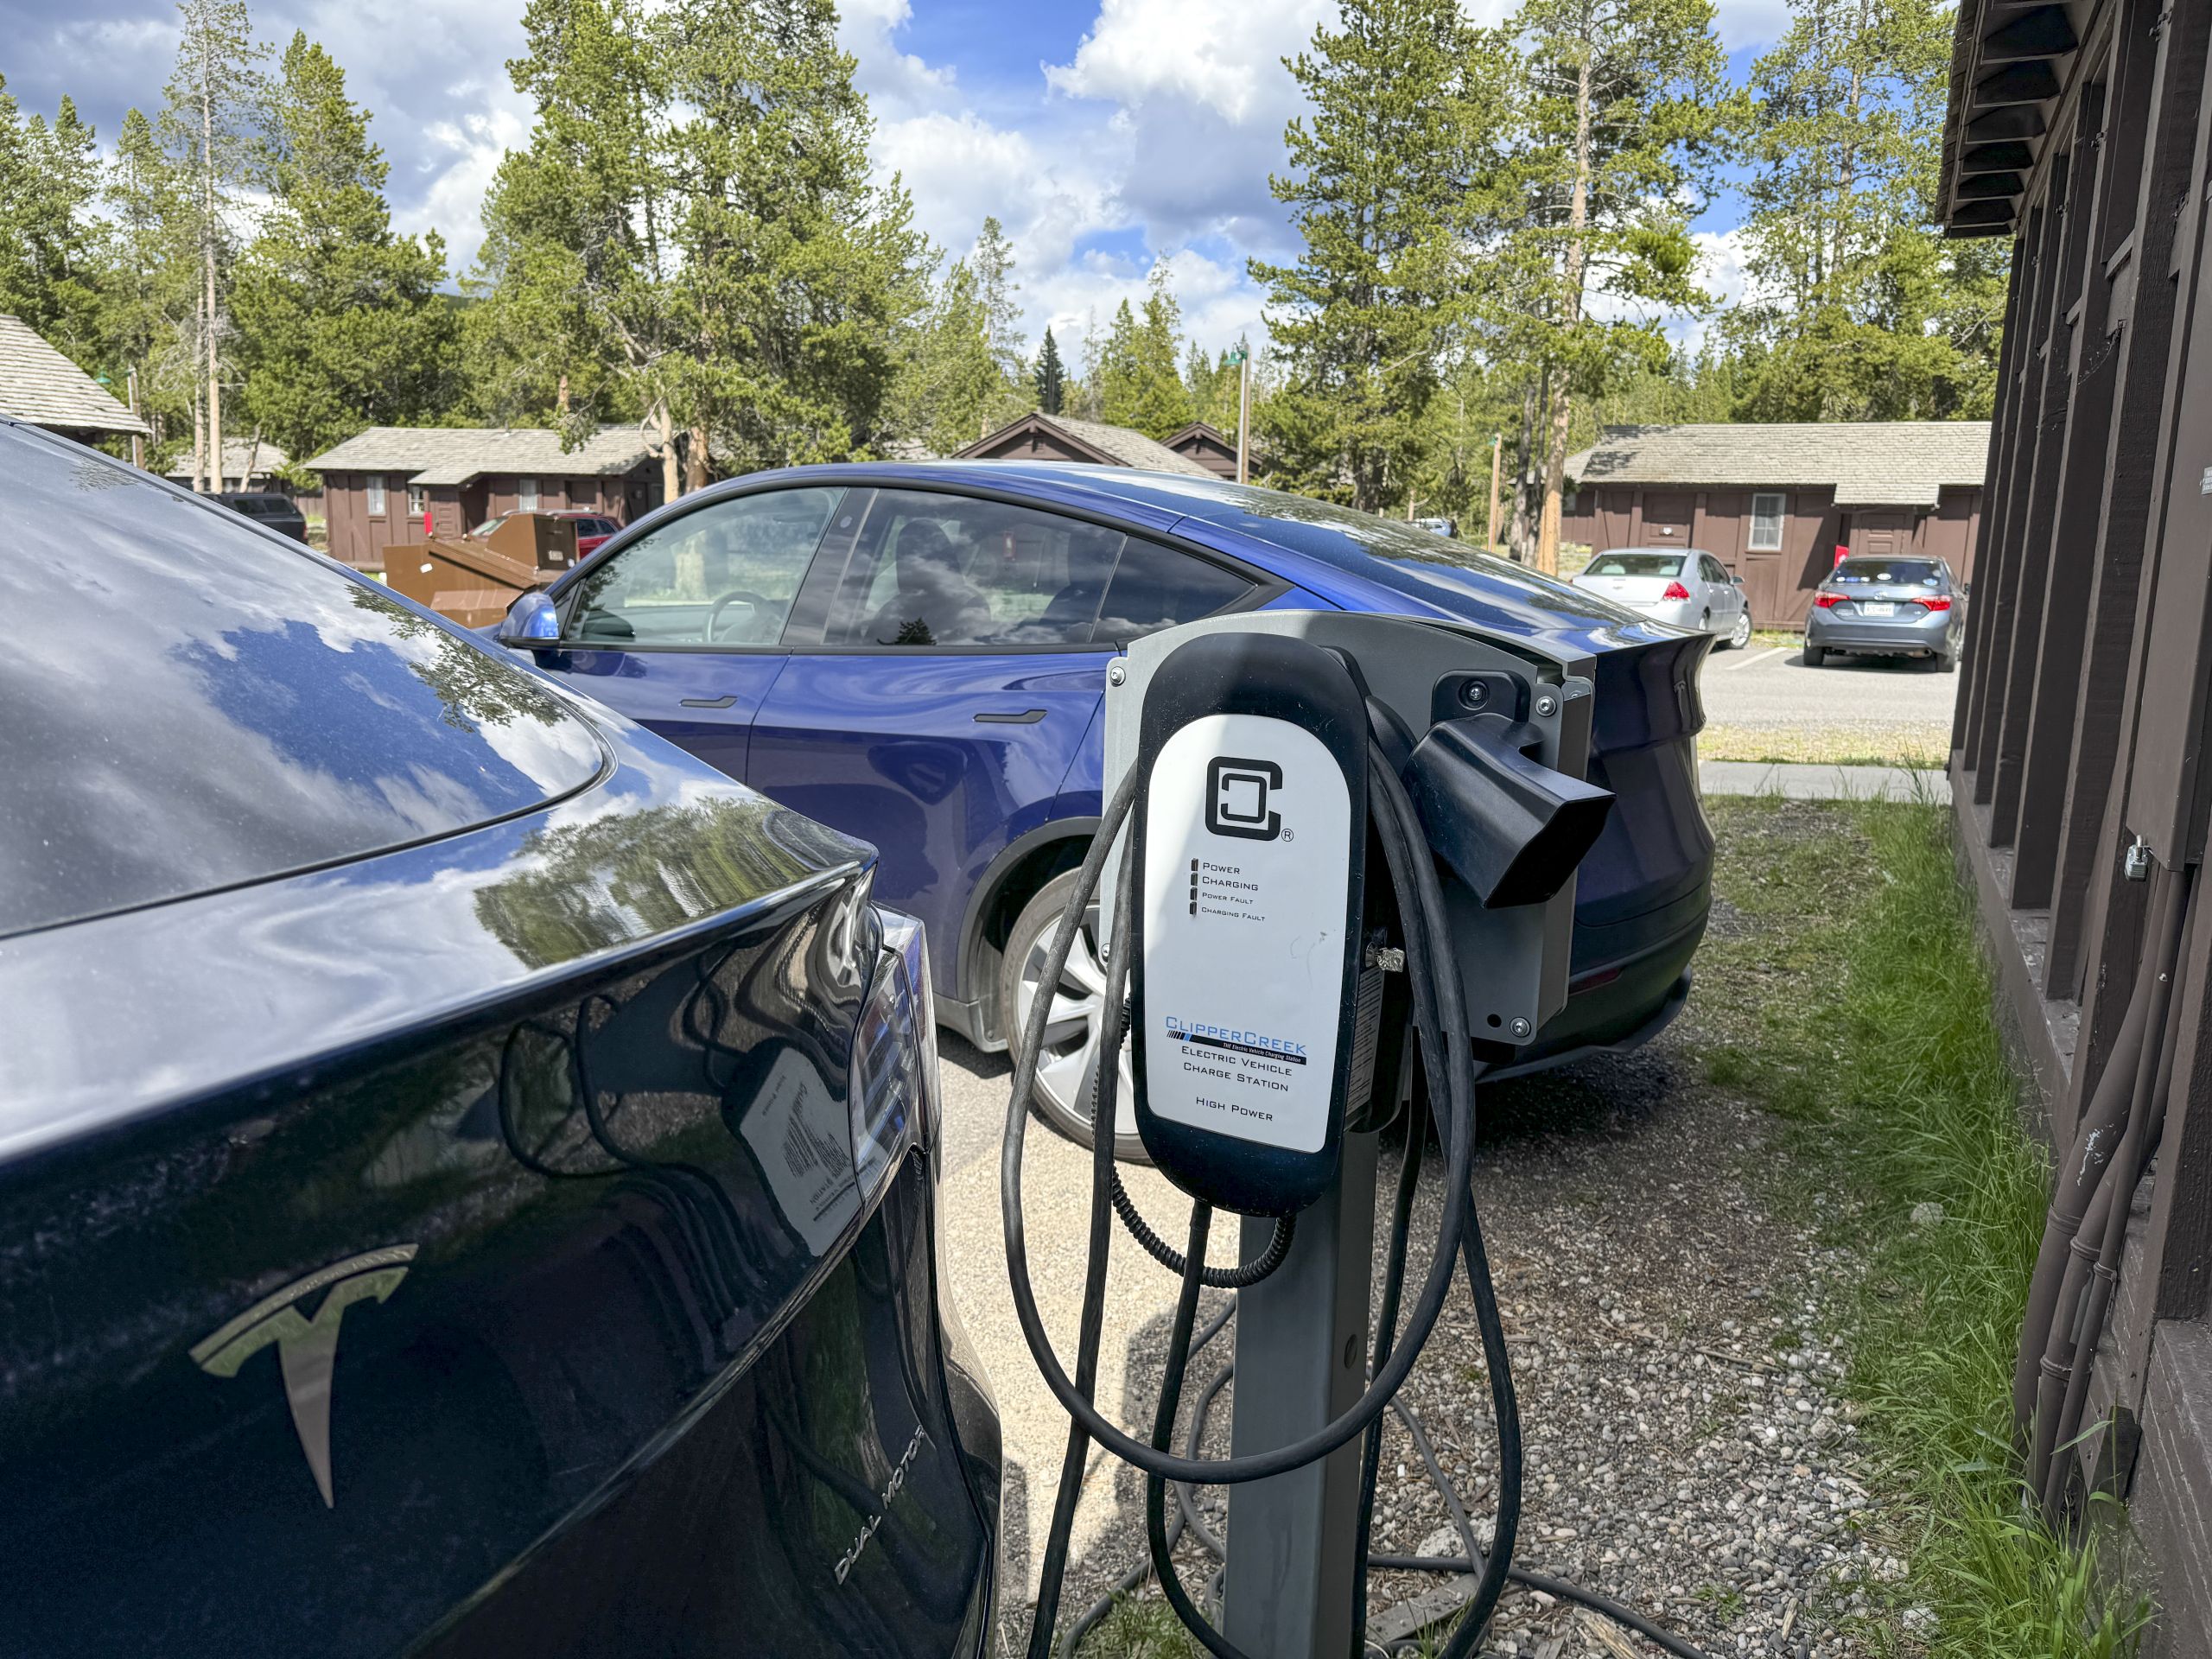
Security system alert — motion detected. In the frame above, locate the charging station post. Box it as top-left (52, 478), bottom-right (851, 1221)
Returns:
top-left (1219, 1128), bottom-right (1378, 1656)
top-left (1001, 608), bottom-right (1704, 1659)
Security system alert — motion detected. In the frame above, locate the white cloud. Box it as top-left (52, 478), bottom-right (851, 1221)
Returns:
top-left (1046, 0), bottom-right (1331, 124)
top-left (836, 0), bottom-right (957, 123)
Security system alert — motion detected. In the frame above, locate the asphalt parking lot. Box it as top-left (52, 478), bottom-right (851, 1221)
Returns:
top-left (1696, 641), bottom-right (1959, 764)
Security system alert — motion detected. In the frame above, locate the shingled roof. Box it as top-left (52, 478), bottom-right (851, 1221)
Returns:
top-left (304, 424), bottom-right (655, 486)
top-left (0, 315), bottom-right (148, 437)
top-left (162, 439), bottom-right (290, 484)
top-left (1565, 422), bottom-right (1993, 508)
top-left (957, 411), bottom-right (1216, 477)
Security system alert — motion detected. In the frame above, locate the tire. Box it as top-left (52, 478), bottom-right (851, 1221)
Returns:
top-left (1725, 609), bottom-right (1752, 651)
top-left (1802, 642), bottom-right (1825, 667)
top-left (1001, 868), bottom-right (1147, 1161)
top-left (1937, 651), bottom-right (1958, 674)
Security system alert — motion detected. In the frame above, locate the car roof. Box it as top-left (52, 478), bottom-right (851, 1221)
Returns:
top-left (663, 460), bottom-right (1677, 656)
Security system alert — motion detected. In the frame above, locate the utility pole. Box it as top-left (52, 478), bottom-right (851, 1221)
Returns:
top-left (1230, 346), bottom-right (1251, 485)
top-left (1486, 433), bottom-right (1502, 551)
top-left (127, 367), bottom-right (143, 470)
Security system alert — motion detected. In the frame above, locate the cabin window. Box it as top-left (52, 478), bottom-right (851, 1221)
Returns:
top-left (518, 477), bottom-right (541, 512)
top-left (406, 484), bottom-right (427, 517)
top-left (365, 475), bottom-right (387, 516)
top-left (1749, 493), bottom-right (1785, 551)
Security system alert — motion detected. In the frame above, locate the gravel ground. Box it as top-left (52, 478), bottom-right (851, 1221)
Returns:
top-left (950, 965), bottom-right (1895, 1656)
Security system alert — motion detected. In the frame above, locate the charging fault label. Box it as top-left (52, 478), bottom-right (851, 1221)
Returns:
top-left (1141, 712), bottom-right (1350, 1154)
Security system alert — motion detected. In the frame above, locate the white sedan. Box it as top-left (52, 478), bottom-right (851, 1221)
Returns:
top-left (1571, 547), bottom-right (1751, 649)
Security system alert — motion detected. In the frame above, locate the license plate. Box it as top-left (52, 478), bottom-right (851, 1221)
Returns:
top-left (1861, 601), bottom-right (1897, 617)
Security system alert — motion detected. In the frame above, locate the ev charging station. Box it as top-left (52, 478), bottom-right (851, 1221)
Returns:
top-left (1000, 611), bottom-right (1705, 1659)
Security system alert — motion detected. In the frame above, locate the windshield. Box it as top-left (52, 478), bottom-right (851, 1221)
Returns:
top-left (0, 427), bottom-right (605, 938)
top-left (1834, 557), bottom-right (1942, 587)
top-left (1584, 553), bottom-right (1684, 578)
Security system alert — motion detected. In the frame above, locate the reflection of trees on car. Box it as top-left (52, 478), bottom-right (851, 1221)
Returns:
top-left (474, 797), bottom-right (861, 971)
top-left (351, 588), bottom-right (573, 734)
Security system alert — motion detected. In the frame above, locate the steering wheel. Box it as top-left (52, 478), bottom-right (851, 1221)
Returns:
top-left (705, 588), bottom-right (782, 644)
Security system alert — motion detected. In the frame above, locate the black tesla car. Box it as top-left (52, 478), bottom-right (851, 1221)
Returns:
top-left (0, 420), bottom-right (1000, 1656)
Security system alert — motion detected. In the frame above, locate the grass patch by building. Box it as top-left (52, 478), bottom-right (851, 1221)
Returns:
top-left (1700, 798), bottom-right (2151, 1658)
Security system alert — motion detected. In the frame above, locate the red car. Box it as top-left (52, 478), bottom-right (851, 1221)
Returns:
top-left (470, 509), bottom-right (623, 559)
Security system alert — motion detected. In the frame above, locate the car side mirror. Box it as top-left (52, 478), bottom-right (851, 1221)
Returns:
top-left (496, 589), bottom-right (560, 647)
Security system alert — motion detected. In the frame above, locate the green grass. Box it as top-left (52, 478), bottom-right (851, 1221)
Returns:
top-left (1707, 798), bottom-right (2152, 1658)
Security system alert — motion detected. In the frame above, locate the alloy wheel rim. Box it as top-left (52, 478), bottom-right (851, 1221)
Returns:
top-left (1014, 917), bottom-right (1138, 1141)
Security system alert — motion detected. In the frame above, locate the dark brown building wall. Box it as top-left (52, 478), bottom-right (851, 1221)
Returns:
top-left (1943, 0), bottom-right (2212, 1646)
top-left (321, 471), bottom-right (422, 571)
top-left (972, 429), bottom-right (1096, 464)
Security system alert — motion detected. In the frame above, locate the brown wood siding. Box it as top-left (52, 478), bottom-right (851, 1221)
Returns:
top-left (1944, 2), bottom-right (2212, 1641)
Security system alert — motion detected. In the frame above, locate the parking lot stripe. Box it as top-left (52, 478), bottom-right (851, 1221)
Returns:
top-left (1721, 645), bottom-right (1788, 671)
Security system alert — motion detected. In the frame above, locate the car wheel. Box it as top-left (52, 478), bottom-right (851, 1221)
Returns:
top-left (1725, 610), bottom-right (1752, 651)
top-left (1803, 642), bottom-right (1825, 667)
top-left (1001, 868), bottom-right (1147, 1161)
top-left (1937, 651), bottom-right (1958, 674)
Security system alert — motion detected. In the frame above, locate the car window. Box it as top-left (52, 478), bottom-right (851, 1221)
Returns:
top-left (1834, 557), bottom-right (1942, 587)
top-left (1700, 557), bottom-right (1727, 583)
top-left (820, 491), bottom-right (1132, 646)
top-left (565, 487), bottom-right (842, 646)
top-left (1092, 536), bottom-right (1255, 641)
top-left (1586, 553), bottom-right (1683, 577)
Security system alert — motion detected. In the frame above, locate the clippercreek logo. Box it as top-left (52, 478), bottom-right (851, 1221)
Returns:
top-left (1205, 756), bottom-right (1283, 841)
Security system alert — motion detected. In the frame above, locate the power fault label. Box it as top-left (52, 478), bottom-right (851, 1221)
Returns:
top-left (1140, 711), bottom-right (1351, 1154)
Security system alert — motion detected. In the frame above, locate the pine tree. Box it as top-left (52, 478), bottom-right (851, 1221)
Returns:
top-left (470, 0), bottom-right (677, 493)
top-left (232, 34), bottom-right (454, 474)
top-left (1726, 0), bottom-right (1999, 419)
top-left (1033, 324), bottom-right (1065, 415)
top-left (104, 107), bottom-right (196, 463)
top-left (658, 0), bottom-right (928, 476)
top-left (1503, 0), bottom-right (1729, 569)
top-left (0, 86), bottom-right (108, 363)
top-left (1098, 264), bottom-right (1191, 437)
top-left (892, 256), bottom-right (999, 454)
top-left (161, 0), bottom-right (272, 492)
top-left (972, 215), bottom-right (1025, 389)
top-left (1250, 0), bottom-right (1496, 512)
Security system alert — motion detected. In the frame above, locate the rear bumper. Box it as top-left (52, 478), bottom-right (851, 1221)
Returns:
top-left (1605, 597), bottom-right (1704, 631)
top-left (1806, 610), bottom-right (1951, 654)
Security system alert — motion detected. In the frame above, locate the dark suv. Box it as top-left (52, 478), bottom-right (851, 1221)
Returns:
top-left (0, 421), bottom-right (1000, 1658)
top-left (213, 488), bottom-right (309, 543)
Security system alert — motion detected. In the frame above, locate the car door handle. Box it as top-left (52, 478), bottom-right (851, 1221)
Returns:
top-left (681, 696), bottom-right (740, 709)
top-left (975, 709), bottom-right (1048, 725)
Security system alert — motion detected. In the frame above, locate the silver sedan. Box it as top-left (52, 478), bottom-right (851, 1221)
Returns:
top-left (1570, 548), bottom-right (1751, 649)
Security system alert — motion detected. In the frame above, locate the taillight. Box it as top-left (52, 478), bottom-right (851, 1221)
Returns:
top-left (1815, 592), bottom-right (1844, 608)
top-left (1662, 580), bottom-right (1690, 601)
top-left (850, 911), bottom-right (940, 1195)
top-left (1920, 594), bottom-right (1952, 611)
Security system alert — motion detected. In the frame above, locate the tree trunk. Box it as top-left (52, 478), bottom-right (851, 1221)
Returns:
top-left (685, 424), bottom-right (710, 494)
top-left (201, 41), bottom-right (221, 499)
top-left (1506, 378), bottom-right (1541, 563)
top-left (656, 402), bottom-right (680, 504)
top-left (556, 372), bottom-right (570, 416)
top-left (1535, 51), bottom-right (1596, 577)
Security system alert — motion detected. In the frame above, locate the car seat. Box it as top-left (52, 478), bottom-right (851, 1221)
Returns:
top-left (862, 522), bottom-right (994, 645)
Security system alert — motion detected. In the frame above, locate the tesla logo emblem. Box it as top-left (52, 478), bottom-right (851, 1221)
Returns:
top-left (190, 1244), bottom-right (417, 1508)
top-left (1206, 757), bottom-right (1283, 841)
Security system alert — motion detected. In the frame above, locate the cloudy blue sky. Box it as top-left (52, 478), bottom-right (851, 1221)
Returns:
top-left (2, 0), bottom-right (1799, 357)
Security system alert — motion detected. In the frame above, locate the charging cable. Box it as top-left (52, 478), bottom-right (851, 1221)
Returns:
top-left (1002, 744), bottom-right (1713, 1659)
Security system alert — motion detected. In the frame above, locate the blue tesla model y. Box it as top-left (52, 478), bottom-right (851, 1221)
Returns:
top-left (0, 420), bottom-right (1000, 1657)
top-left (495, 462), bottom-right (1715, 1153)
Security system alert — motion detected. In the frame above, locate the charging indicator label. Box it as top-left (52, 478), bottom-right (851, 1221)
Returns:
top-left (1142, 713), bottom-right (1349, 1154)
